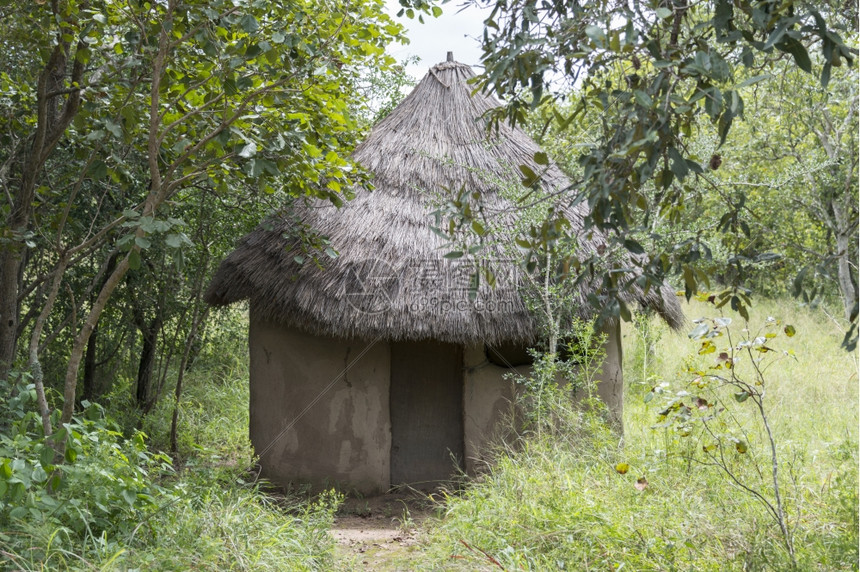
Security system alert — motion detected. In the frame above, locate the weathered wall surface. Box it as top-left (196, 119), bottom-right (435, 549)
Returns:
top-left (567, 321), bottom-right (624, 427)
top-left (594, 321), bottom-right (623, 426)
top-left (462, 344), bottom-right (522, 475)
top-left (463, 322), bottom-right (625, 472)
top-left (246, 317), bottom-right (624, 493)
top-left (249, 314), bottom-right (391, 494)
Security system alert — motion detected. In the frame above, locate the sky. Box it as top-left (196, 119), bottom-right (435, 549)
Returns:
top-left (383, 1), bottom-right (492, 81)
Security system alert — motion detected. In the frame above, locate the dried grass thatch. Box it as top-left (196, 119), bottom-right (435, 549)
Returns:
top-left (205, 57), bottom-right (683, 344)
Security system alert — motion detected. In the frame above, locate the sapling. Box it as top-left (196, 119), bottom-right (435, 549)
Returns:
top-left (647, 312), bottom-right (799, 568)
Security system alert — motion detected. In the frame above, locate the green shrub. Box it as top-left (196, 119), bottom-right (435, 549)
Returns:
top-left (417, 299), bottom-right (858, 571)
top-left (0, 359), bottom-right (339, 571)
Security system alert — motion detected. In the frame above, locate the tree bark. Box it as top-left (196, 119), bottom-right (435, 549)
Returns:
top-left (135, 315), bottom-right (162, 411)
top-left (835, 226), bottom-right (858, 320)
top-left (0, 21), bottom-right (85, 381)
top-left (27, 258), bottom-right (67, 437)
top-left (82, 323), bottom-right (99, 403)
top-left (61, 254), bottom-right (131, 424)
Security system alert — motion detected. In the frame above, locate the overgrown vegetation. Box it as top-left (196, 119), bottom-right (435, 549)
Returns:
top-left (0, 311), bottom-right (340, 571)
top-left (410, 299), bottom-right (857, 571)
top-left (1, 1), bottom-right (856, 569)
top-left (2, 296), bottom-right (854, 570)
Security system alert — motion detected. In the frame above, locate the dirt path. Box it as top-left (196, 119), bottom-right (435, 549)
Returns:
top-left (332, 493), bottom-right (435, 571)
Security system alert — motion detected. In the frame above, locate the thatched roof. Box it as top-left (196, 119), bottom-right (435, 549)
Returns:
top-left (205, 57), bottom-right (684, 344)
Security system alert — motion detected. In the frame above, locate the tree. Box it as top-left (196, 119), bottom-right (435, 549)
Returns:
top-left (710, 61), bottom-right (857, 320)
top-left (0, 0), bottom-right (406, 429)
top-left (416, 0), bottom-right (857, 347)
top-left (525, 58), bottom-right (858, 322)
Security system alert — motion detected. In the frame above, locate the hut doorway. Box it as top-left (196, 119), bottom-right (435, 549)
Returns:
top-left (389, 340), bottom-right (464, 488)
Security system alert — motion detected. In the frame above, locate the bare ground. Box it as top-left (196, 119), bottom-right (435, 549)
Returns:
top-left (332, 492), bottom-right (439, 571)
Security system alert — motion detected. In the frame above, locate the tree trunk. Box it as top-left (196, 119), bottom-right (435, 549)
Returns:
top-left (835, 229), bottom-right (858, 320)
top-left (82, 323), bottom-right (99, 402)
top-left (0, 252), bottom-right (23, 381)
top-left (135, 315), bottom-right (162, 411)
top-left (0, 29), bottom-right (85, 382)
top-left (61, 254), bottom-right (131, 424)
top-left (27, 258), bottom-right (67, 437)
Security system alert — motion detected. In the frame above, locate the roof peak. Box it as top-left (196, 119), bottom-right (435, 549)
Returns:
top-left (430, 59), bottom-right (470, 72)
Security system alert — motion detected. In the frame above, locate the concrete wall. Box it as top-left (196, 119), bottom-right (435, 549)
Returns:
top-left (593, 321), bottom-right (624, 426)
top-left (249, 314), bottom-right (391, 493)
top-left (462, 344), bottom-right (523, 475)
top-left (246, 316), bottom-right (624, 493)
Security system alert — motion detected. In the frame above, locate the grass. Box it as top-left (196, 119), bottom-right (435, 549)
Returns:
top-left (5, 300), bottom-right (854, 570)
top-left (406, 298), bottom-right (858, 570)
top-left (0, 309), bottom-right (340, 572)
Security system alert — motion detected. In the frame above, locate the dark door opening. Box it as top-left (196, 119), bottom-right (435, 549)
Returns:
top-left (389, 341), bottom-right (463, 488)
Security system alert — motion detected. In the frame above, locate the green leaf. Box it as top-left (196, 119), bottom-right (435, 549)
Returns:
top-left (623, 238), bottom-right (645, 255)
top-left (88, 160), bottom-right (108, 180)
top-left (737, 74), bottom-right (772, 88)
top-left (821, 62), bottom-right (832, 88)
top-left (519, 164), bottom-right (537, 185)
top-left (784, 325), bottom-right (796, 337)
top-left (777, 37), bottom-right (812, 73)
top-left (585, 25), bottom-right (605, 44)
top-left (734, 391), bottom-right (749, 403)
top-left (104, 119), bottom-right (122, 138)
top-left (134, 236), bottom-right (151, 249)
top-left (658, 168), bottom-right (673, 189)
top-left (0, 460), bottom-right (11, 479)
top-left (121, 489), bottom-right (137, 508)
top-left (717, 110), bottom-right (734, 146)
top-left (668, 147), bottom-right (688, 180)
top-left (534, 151), bottom-right (548, 165)
top-left (165, 233), bottom-right (182, 248)
top-left (735, 440), bottom-right (748, 454)
top-left (128, 249), bottom-right (141, 271)
top-left (31, 465), bottom-right (47, 483)
top-left (688, 323), bottom-right (709, 339)
top-left (655, 7), bottom-right (672, 19)
top-left (633, 89), bottom-right (652, 108)
top-left (239, 142), bottom-right (257, 158)
top-left (39, 446), bottom-right (54, 468)
top-left (443, 251), bottom-right (463, 259)
top-left (615, 463), bottom-right (630, 474)
top-left (240, 14), bottom-right (259, 33)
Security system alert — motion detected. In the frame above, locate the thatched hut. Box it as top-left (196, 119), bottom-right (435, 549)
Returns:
top-left (205, 54), bottom-right (683, 494)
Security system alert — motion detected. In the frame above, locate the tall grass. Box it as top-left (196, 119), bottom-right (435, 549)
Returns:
top-left (1, 308), bottom-right (341, 571)
top-left (413, 298), bottom-right (858, 570)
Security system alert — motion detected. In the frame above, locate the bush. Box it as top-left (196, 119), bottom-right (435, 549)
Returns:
top-left (417, 300), bottom-right (858, 571)
top-left (0, 359), bottom-right (339, 571)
